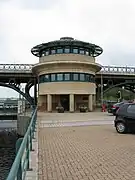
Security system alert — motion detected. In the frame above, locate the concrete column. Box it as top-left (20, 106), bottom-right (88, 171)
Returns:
top-left (88, 94), bottom-right (93, 112)
top-left (69, 94), bottom-right (74, 112)
top-left (47, 94), bottom-right (52, 112)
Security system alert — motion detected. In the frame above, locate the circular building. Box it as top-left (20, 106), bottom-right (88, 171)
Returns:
top-left (31, 37), bottom-right (103, 112)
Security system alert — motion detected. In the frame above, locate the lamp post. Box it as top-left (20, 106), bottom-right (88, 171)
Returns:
top-left (101, 73), bottom-right (104, 105)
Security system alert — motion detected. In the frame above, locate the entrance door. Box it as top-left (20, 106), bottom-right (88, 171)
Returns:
top-left (60, 95), bottom-right (69, 111)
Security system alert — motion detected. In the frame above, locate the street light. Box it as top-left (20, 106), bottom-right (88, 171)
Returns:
top-left (101, 73), bottom-right (104, 105)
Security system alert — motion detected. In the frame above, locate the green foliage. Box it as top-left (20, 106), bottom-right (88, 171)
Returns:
top-left (104, 87), bottom-right (135, 100)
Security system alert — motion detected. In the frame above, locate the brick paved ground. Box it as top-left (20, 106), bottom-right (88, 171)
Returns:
top-left (38, 125), bottom-right (135, 180)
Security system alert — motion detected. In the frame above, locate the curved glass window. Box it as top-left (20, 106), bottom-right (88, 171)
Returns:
top-left (80, 49), bottom-right (85, 54)
top-left (51, 74), bottom-right (55, 81)
top-left (91, 75), bottom-right (95, 83)
top-left (51, 49), bottom-right (56, 54)
top-left (85, 50), bottom-right (89, 55)
top-left (41, 47), bottom-right (92, 57)
top-left (73, 73), bottom-right (79, 81)
top-left (45, 50), bottom-right (49, 56)
top-left (42, 51), bottom-right (45, 56)
top-left (44, 74), bottom-right (50, 82)
top-left (73, 48), bottom-right (78, 54)
top-left (64, 73), bottom-right (70, 80)
top-left (57, 48), bottom-right (63, 54)
top-left (86, 74), bottom-right (90, 81)
top-left (39, 72), bottom-right (95, 83)
top-left (57, 73), bottom-right (63, 81)
top-left (64, 48), bottom-right (70, 53)
top-left (80, 73), bottom-right (85, 81)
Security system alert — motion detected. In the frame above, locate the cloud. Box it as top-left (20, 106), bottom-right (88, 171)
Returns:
top-left (0, 0), bottom-right (135, 66)
top-left (0, 0), bottom-right (135, 97)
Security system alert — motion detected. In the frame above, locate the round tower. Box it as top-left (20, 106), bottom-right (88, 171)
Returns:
top-left (31, 37), bottom-right (103, 112)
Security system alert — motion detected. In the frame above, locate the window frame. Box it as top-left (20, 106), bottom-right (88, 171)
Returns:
top-left (51, 74), bottom-right (56, 82)
top-left (64, 73), bottom-right (70, 81)
top-left (72, 48), bottom-right (78, 54)
top-left (39, 73), bottom-right (95, 83)
top-left (73, 73), bottom-right (79, 81)
top-left (57, 48), bottom-right (63, 54)
top-left (56, 73), bottom-right (63, 81)
top-left (80, 73), bottom-right (85, 81)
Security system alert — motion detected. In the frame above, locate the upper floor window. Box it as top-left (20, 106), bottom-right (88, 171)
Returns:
top-left (64, 48), bottom-right (70, 53)
top-left (64, 73), bottom-right (70, 80)
top-left (44, 74), bottom-right (50, 82)
top-left (80, 49), bottom-right (85, 55)
top-left (73, 48), bottom-right (78, 54)
top-left (86, 74), bottom-right (90, 82)
top-left (80, 73), bottom-right (85, 81)
top-left (57, 73), bottom-right (63, 81)
top-left (90, 75), bottom-right (95, 83)
top-left (51, 49), bottom-right (56, 54)
top-left (85, 50), bottom-right (89, 55)
top-left (57, 48), bottom-right (63, 54)
top-left (39, 73), bottom-right (95, 83)
top-left (41, 47), bottom-right (95, 57)
top-left (73, 73), bottom-right (79, 81)
top-left (42, 51), bottom-right (45, 57)
top-left (45, 51), bottom-right (49, 55)
top-left (39, 75), bottom-right (44, 83)
top-left (51, 74), bottom-right (56, 81)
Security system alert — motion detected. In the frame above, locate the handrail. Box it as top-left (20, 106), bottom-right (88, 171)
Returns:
top-left (6, 108), bottom-right (37, 180)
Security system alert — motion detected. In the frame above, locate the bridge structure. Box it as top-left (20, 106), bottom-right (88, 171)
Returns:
top-left (3, 63), bottom-right (135, 180)
top-left (0, 64), bottom-right (135, 106)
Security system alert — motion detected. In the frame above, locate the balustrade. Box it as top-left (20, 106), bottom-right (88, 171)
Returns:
top-left (0, 64), bottom-right (135, 75)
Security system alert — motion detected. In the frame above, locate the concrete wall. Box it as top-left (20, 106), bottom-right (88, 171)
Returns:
top-left (39, 82), bottom-right (96, 95)
top-left (38, 63), bottom-right (97, 76)
top-left (39, 54), bottom-right (95, 64)
top-left (38, 95), bottom-right (47, 111)
top-left (17, 115), bottom-right (30, 136)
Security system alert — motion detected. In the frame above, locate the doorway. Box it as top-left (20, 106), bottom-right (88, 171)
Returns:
top-left (60, 95), bottom-right (69, 111)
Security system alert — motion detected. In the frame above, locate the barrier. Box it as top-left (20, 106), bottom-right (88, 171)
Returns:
top-left (6, 108), bottom-right (37, 180)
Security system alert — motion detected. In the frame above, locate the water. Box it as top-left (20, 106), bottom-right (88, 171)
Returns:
top-left (0, 131), bottom-right (17, 180)
top-left (0, 147), bottom-right (16, 180)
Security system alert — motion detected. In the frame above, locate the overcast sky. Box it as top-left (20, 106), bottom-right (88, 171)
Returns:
top-left (0, 0), bottom-right (135, 98)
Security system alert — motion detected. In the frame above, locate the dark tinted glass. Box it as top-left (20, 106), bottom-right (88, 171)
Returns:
top-left (64, 73), bottom-right (70, 80)
top-left (51, 74), bottom-right (55, 81)
top-left (57, 74), bottom-right (63, 81)
top-left (57, 48), bottom-right (63, 54)
top-left (73, 73), bottom-right (79, 80)
top-left (127, 104), bottom-right (135, 114)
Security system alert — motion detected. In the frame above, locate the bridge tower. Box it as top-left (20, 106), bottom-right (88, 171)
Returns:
top-left (31, 37), bottom-right (103, 112)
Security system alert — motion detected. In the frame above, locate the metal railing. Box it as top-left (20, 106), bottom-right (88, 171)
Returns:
top-left (0, 63), bottom-right (135, 75)
top-left (99, 65), bottom-right (135, 75)
top-left (0, 64), bottom-right (33, 72)
top-left (6, 107), bottom-right (37, 180)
